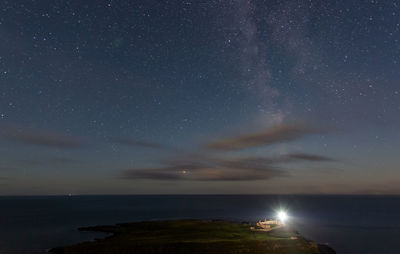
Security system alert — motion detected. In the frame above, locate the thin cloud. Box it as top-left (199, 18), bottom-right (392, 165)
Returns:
top-left (2, 128), bottom-right (83, 149)
top-left (123, 168), bottom-right (184, 180)
top-left (121, 155), bottom-right (285, 182)
top-left (15, 157), bottom-right (80, 167)
top-left (218, 157), bottom-right (277, 171)
top-left (207, 123), bottom-right (321, 151)
top-left (286, 153), bottom-right (335, 162)
top-left (121, 151), bottom-right (335, 182)
top-left (122, 166), bottom-right (284, 182)
top-left (120, 123), bottom-right (333, 182)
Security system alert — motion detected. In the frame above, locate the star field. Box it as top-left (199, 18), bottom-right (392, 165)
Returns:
top-left (0, 0), bottom-right (399, 195)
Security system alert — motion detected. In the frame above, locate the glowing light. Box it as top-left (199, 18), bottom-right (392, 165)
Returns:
top-left (277, 210), bottom-right (288, 223)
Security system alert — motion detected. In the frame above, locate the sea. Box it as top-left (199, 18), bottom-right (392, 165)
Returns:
top-left (0, 195), bottom-right (399, 254)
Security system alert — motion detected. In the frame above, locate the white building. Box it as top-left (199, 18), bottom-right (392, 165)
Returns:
top-left (256, 219), bottom-right (282, 229)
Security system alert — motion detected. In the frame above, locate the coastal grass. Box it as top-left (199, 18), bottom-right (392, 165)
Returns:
top-left (50, 220), bottom-right (322, 254)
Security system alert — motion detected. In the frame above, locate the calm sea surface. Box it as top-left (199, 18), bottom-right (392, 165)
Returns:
top-left (0, 195), bottom-right (399, 254)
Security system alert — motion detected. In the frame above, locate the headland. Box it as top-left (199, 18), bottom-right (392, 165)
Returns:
top-left (50, 219), bottom-right (335, 254)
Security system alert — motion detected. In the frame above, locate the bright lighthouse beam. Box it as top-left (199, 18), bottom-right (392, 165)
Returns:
top-left (277, 211), bottom-right (288, 223)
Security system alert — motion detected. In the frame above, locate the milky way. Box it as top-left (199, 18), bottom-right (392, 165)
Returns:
top-left (0, 0), bottom-right (399, 194)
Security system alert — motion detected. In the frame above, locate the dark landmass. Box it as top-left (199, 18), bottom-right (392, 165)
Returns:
top-left (317, 244), bottom-right (337, 254)
top-left (50, 220), bottom-right (335, 254)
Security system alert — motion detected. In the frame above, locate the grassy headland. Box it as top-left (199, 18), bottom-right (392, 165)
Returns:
top-left (50, 220), bottom-right (333, 254)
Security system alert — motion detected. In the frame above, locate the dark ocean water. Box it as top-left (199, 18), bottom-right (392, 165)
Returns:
top-left (0, 195), bottom-right (399, 254)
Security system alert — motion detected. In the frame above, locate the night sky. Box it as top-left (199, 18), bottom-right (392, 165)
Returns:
top-left (0, 0), bottom-right (399, 195)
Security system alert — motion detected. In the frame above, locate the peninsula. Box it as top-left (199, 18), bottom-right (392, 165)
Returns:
top-left (50, 220), bottom-right (335, 254)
